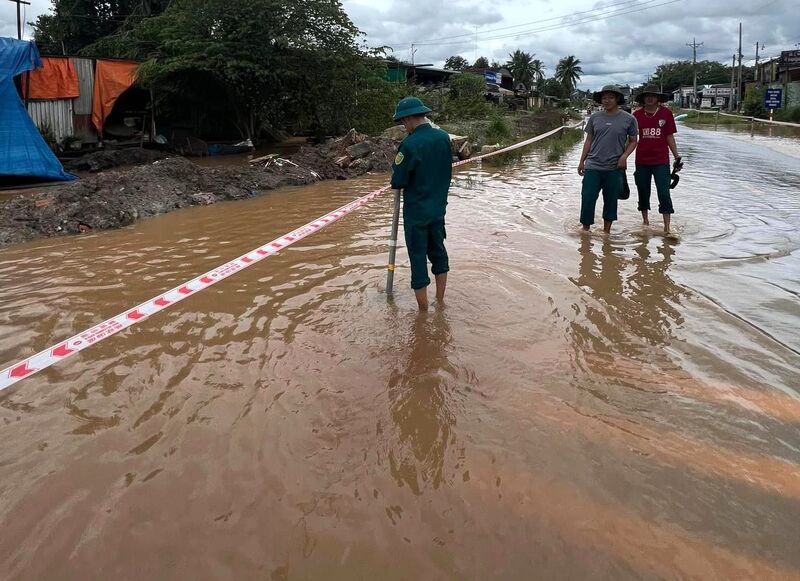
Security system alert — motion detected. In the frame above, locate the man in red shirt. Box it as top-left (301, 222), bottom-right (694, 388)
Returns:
top-left (632, 85), bottom-right (682, 233)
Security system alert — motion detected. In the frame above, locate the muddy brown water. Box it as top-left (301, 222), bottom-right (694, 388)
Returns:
top-left (1, 122), bottom-right (799, 580)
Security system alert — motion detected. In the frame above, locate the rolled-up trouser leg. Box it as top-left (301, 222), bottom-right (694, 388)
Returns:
top-left (652, 164), bottom-right (674, 214)
top-left (580, 169), bottom-right (602, 226)
top-left (404, 223), bottom-right (431, 289)
top-left (428, 221), bottom-right (449, 276)
top-left (600, 169), bottom-right (622, 222)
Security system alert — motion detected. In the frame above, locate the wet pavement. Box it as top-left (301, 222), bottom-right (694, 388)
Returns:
top-left (0, 121), bottom-right (799, 580)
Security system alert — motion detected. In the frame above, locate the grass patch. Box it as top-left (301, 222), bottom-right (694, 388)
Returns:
top-left (680, 109), bottom-right (749, 126)
top-left (546, 128), bottom-right (583, 161)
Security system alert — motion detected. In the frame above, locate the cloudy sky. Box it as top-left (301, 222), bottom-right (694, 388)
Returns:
top-left (2, 0), bottom-right (798, 89)
top-left (341, 0), bottom-right (799, 88)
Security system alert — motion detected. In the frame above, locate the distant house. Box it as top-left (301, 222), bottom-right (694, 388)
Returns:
top-left (383, 61), bottom-right (460, 86)
top-left (756, 50), bottom-right (800, 107)
top-left (463, 67), bottom-right (514, 92)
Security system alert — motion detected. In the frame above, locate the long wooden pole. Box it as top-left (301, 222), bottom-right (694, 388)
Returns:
top-left (386, 189), bottom-right (402, 295)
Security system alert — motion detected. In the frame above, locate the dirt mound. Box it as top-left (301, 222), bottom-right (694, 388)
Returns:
top-left (63, 148), bottom-right (169, 173)
top-left (0, 157), bottom-right (320, 248)
top-left (0, 128), bottom-right (405, 249)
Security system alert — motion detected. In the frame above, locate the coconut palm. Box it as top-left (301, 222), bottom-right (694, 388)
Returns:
top-left (531, 58), bottom-right (546, 91)
top-left (555, 55), bottom-right (583, 96)
top-left (505, 50), bottom-right (537, 90)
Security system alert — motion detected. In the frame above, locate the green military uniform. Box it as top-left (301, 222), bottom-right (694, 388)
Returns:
top-left (391, 122), bottom-right (452, 289)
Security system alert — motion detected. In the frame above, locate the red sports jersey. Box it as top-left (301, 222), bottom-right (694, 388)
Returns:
top-left (633, 106), bottom-right (677, 165)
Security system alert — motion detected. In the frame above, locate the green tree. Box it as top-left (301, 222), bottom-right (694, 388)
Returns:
top-left (505, 49), bottom-right (536, 89)
top-left (742, 84), bottom-right (766, 118)
top-left (444, 73), bottom-right (489, 119)
top-left (473, 56), bottom-right (489, 68)
top-left (543, 77), bottom-right (567, 99)
top-left (555, 55), bottom-right (583, 96)
top-left (90, 0), bottom-right (370, 141)
top-left (531, 58), bottom-right (546, 91)
top-left (444, 55), bottom-right (469, 71)
top-left (32, 0), bottom-right (171, 55)
top-left (650, 60), bottom-right (732, 93)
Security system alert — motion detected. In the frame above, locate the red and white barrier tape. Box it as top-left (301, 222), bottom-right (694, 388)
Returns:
top-left (686, 109), bottom-right (800, 128)
top-left (0, 124), bottom-right (569, 392)
top-left (452, 125), bottom-right (566, 167)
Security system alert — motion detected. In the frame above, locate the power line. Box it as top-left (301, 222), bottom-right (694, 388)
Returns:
top-left (406, 0), bottom-right (682, 47)
top-left (408, 0), bottom-right (649, 44)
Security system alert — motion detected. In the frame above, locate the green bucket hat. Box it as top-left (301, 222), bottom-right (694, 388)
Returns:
top-left (393, 96), bottom-right (432, 121)
top-left (635, 84), bottom-right (669, 104)
top-left (592, 84), bottom-right (625, 104)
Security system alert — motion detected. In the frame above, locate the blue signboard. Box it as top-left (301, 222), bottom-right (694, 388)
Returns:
top-left (764, 88), bottom-right (782, 109)
top-left (484, 71), bottom-right (498, 84)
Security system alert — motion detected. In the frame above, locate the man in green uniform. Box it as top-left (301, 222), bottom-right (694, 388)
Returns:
top-left (390, 96), bottom-right (453, 311)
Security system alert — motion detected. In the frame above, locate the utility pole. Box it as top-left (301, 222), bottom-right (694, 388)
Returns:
top-left (410, 44), bottom-right (418, 84)
top-left (729, 54), bottom-right (736, 111)
top-left (737, 22), bottom-right (743, 111)
top-left (686, 38), bottom-right (703, 108)
top-left (7, 0), bottom-right (31, 40)
top-left (754, 42), bottom-right (764, 82)
top-left (754, 42), bottom-right (760, 81)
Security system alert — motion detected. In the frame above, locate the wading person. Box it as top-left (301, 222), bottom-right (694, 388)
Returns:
top-left (577, 84), bottom-right (638, 233)
top-left (390, 97), bottom-right (452, 311)
top-left (632, 85), bottom-right (682, 234)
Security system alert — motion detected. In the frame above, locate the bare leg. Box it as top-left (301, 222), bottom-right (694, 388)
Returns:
top-left (603, 220), bottom-right (612, 233)
top-left (641, 211), bottom-right (649, 225)
top-left (434, 273), bottom-right (447, 302)
top-left (582, 224), bottom-right (590, 231)
top-left (663, 213), bottom-right (671, 234)
top-left (414, 287), bottom-right (428, 311)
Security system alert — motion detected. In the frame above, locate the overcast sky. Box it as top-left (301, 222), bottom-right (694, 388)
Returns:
top-left (2, 0), bottom-right (798, 89)
top-left (342, 0), bottom-right (800, 89)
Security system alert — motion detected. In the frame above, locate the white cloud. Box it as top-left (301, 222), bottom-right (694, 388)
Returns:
top-left (3, 0), bottom-right (798, 89)
top-left (343, 0), bottom-right (800, 88)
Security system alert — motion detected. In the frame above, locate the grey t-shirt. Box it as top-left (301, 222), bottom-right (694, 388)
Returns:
top-left (584, 110), bottom-right (638, 171)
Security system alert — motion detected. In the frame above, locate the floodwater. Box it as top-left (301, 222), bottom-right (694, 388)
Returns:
top-left (1, 122), bottom-right (799, 580)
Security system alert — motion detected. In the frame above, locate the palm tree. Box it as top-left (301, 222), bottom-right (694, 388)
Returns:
top-left (555, 55), bottom-right (583, 96)
top-left (505, 50), bottom-right (536, 90)
top-left (531, 58), bottom-right (546, 92)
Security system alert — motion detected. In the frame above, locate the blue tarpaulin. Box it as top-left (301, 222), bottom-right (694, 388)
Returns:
top-left (0, 37), bottom-right (76, 182)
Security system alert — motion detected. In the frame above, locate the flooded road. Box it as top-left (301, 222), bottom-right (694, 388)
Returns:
top-left (1, 122), bottom-right (799, 580)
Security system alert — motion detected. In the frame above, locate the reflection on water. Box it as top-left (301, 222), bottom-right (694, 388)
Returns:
top-left (388, 310), bottom-right (455, 494)
top-left (572, 236), bottom-right (688, 353)
top-left (1, 124), bottom-right (799, 579)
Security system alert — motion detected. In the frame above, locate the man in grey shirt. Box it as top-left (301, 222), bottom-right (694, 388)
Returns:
top-left (577, 85), bottom-right (638, 233)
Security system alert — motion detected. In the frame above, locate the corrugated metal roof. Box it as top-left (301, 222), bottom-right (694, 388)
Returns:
top-left (71, 57), bottom-right (95, 115)
top-left (27, 100), bottom-right (75, 143)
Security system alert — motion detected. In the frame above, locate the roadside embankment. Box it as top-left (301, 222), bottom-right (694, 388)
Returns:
top-left (0, 111), bottom-right (568, 249)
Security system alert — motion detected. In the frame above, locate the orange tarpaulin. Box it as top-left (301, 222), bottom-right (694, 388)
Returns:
top-left (23, 57), bottom-right (79, 100)
top-left (92, 60), bottom-right (139, 136)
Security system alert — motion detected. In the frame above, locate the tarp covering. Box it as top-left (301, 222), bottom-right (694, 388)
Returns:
top-left (23, 57), bottom-right (80, 100)
top-left (0, 37), bottom-right (76, 182)
top-left (92, 60), bottom-right (138, 136)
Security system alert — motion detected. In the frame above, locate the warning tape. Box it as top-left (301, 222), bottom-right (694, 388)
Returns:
top-left (0, 124), bottom-right (570, 392)
top-left (683, 109), bottom-right (800, 128)
top-left (452, 125), bottom-right (567, 167)
top-left (718, 111), bottom-right (800, 128)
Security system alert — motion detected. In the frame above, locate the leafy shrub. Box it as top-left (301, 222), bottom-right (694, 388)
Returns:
top-left (484, 112), bottom-right (512, 145)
